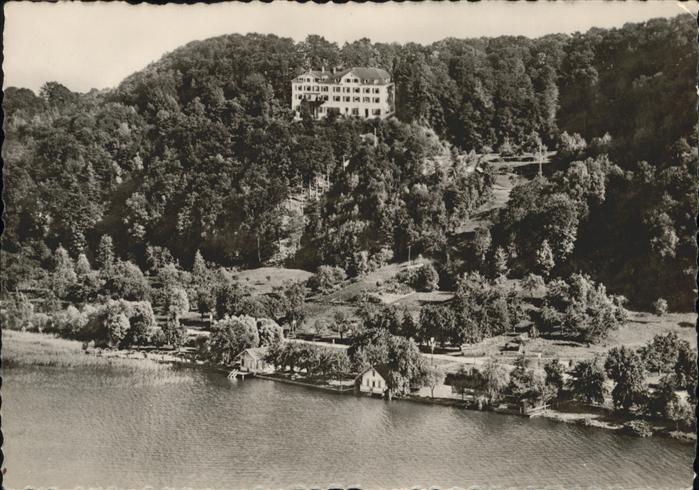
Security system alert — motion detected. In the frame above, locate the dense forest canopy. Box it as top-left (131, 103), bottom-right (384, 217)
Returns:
top-left (2, 14), bottom-right (697, 310)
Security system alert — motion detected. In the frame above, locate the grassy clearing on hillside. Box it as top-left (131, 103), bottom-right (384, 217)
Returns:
top-left (459, 152), bottom-right (553, 234)
top-left (464, 310), bottom-right (697, 366)
top-left (233, 267), bottom-right (313, 294)
top-left (389, 291), bottom-right (454, 315)
top-left (302, 260), bottom-right (448, 333)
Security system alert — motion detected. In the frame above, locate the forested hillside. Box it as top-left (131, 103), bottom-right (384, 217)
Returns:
top-left (2, 14), bottom-right (696, 310)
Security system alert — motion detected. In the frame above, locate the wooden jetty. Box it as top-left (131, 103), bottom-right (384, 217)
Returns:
top-left (227, 369), bottom-right (253, 380)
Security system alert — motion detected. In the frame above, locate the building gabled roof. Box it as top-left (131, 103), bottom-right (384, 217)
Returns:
top-left (294, 67), bottom-right (392, 85)
top-left (238, 347), bottom-right (269, 361)
top-left (341, 67), bottom-right (391, 83)
top-left (355, 364), bottom-right (391, 382)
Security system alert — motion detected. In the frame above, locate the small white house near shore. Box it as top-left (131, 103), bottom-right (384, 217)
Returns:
top-left (237, 347), bottom-right (273, 374)
top-left (355, 365), bottom-right (390, 395)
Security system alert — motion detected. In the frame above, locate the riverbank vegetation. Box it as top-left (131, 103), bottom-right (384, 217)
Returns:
top-left (1, 14), bottom-right (696, 439)
top-left (2, 329), bottom-right (171, 371)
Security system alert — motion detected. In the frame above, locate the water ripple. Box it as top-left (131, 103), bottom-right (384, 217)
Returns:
top-left (3, 367), bottom-right (693, 489)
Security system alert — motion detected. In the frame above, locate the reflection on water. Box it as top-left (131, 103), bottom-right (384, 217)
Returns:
top-left (3, 366), bottom-right (694, 489)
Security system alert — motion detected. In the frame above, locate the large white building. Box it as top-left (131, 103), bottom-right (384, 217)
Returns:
top-left (291, 67), bottom-right (395, 120)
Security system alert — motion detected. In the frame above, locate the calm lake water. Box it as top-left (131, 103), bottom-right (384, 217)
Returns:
top-left (3, 365), bottom-right (694, 489)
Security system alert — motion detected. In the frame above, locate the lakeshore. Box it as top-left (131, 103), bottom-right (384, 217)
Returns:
top-left (4, 357), bottom-right (694, 489)
top-left (4, 329), bottom-right (695, 443)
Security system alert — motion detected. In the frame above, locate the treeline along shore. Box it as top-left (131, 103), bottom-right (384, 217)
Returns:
top-left (4, 266), bottom-right (696, 444)
top-left (2, 14), bottom-right (697, 443)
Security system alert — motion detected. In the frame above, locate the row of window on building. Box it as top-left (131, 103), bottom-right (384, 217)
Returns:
top-left (318, 107), bottom-right (383, 116)
top-left (294, 85), bottom-right (382, 94)
top-left (296, 94), bottom-right (382, 104)
top-left (298, 77), bottom-right (383, 85)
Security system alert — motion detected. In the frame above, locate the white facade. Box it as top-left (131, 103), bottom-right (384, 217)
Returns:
top-left (356, 367), bottom-right (388, 395)
top-left (291, 67), bottom-right (395, 120)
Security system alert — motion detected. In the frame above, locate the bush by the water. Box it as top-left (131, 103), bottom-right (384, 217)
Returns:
top-left (622, 420), bottom-right (653, 437)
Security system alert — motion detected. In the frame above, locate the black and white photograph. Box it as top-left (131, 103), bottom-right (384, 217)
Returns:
top-left (1, 1), bottom-right (698, 488)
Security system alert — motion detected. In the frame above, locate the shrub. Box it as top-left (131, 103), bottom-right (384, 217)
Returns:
top-left (150, 328), bottom-right (168, 348)
top-left (31, 312), bottom-right (51, 333)
top-left (522, 131), bottom-right (543, 154)
top-left (394, 268), bottom-right (416, 287)
top-left (622, 420), bottom-right (653, 437)
top-left (51, 304), bottom-right (97, 339)
top-left (637, 332), bottom-right (688, 374)
top-left (1, 250), bottom-right (47, 294)
top-left (414, 264), bottom-right (440, 292)
top-left (568, 359), bottom-right (607, 405)
top-left (396, 263), bottom-right (439, 292)
top-left (350, 251), bottom-right (370, 277)
top-left (106, 311), bottom-right (131, 349)
top-left (156, 263), bottom-right (189, 291)
top-left (237, 296), bottom-right (269, 318)
top-left (66, 271), bottom-right (103, 303)
top-left (605, 346), bottom-right (647, 412)
top-left (307, 265), bottom-right (347, 294)
top-left (124, 301), bottom-right (157, 347)
top-left (195, 287), bottom-right (215, 318)
top-left (589, 133), bottom-right (613, 155)
top-left (77, 299), bottom-right (155, 349)
top-left (102, 261), bottom-right (150, 301)
top-left (50, 246), bottom-right (77, 299)
top-left (652, 298), bottom-right (668, 316)
top-left (498, 138), bottom-right (516, 158)
top-left (165, 286), bottom-right (190, 318)
top-left (473, 227), bottom-right (492, 261)
top-left (257, 318), bottom-right (284, 346)
top-left (145, 245), bottom-right (176, 274)
top-left (368, 247), bottom-right (394, 271)
top-left (522, 273), bottom-right (545, 296)
top-left (557, 131), bottom-right (587, 162)
top-left (214, 279), bottom-right (248, 319)
top-left (312, 318), bottom-right (331, 336)
top-left (380, 280), bottom-right (413, 295)
top-left (162, 315), bottom-right (188, 349)
top-left (48, 305), bottom-right (85, 337)
top-left (0, 292), bottom-right (35, 331)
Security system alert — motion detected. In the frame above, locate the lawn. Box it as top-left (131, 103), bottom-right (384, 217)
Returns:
top-left (233, 266), bottom-right (313, 294)
top-left (460, 310), bottom-right (697, 367)
top-left (301, 260), bottom-right (452, 335)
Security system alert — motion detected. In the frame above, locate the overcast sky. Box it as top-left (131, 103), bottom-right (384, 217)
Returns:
top-left (3, 1), bottom-right (695, 93)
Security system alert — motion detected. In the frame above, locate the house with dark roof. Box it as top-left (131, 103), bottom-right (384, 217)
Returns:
top-left (291, 67), bottom-right (395, 120)
top-left (355, 364), bottom-right (391, 396)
